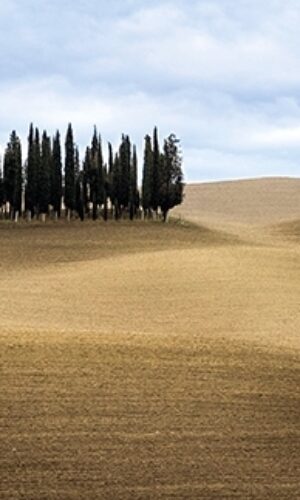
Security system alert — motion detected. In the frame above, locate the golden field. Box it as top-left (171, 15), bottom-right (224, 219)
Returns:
top-left (0, 177), bottom-right (300, 499)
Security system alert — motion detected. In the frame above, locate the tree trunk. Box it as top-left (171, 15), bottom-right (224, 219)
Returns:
top-left (103, 198), bottom-right (108, 222)
top-left (162, 209), bottom-right (168, 222)
top-left (92, 201), bottom-right (97, 221)
top-left (114, 202), bottom-right (120, 221)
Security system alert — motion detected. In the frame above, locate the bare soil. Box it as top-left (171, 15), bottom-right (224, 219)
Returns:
top-left (1, 178), bottom-right (300, 498)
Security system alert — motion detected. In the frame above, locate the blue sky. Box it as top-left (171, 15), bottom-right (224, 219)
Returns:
top-left (1, 0), bottom-right (300, 181)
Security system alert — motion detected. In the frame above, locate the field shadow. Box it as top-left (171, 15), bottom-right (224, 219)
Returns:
top-left (270, 218), bottom-right (300, 241)
top-left (0, 219), bottom-right (242, 272)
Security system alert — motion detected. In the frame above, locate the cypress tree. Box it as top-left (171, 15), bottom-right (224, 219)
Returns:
top-left (97, 134), bottom-right (105, 209)
top-left (112, 153), bottom-right (121, 220)
top-left (25, 123), bottom-right (37, 218)
top-left (119, 134), bottom-right (131, 214)
top-left (3, 132), bottom-right (13, 213)
top-left (13, 140), bottom-right (22, 220)
top-left (64, 123), bottom-right (76, 218)
top-left (75, 170), bottom-right (85, 221)
top-left (74, 146), bottom-right (80, 181)
top-left (142, 134), bottom-right (153, 217)
top-left (38, 131), bottom-right (51, 218)
top-left (159, 133), bottom-right (184, 222)
top-left (34, 128), bottom-right (41, 216)
top-left (88, 127), bottom-right (104, 220)
top-left (3, 131), bottom-right (22, 220)
top-left (152, 126), bottom-right (160, 213)
top-left (90, 127), bottom-right (98, 219)
top-left (83, 147), bottom-right (92, 216)
top-left (0, 166), bottom-right (4, 213)
top-left (51, 131), bottom-right (62, 218)
top-left (107, 142), bottom-right (114, 209)
top-left (103, 163), bottom-right (108, 221)
top-left (129, 145), bottom-right (139, 220)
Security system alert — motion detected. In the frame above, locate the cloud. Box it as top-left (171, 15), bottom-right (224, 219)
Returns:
top-left (0, 0), bottom-right (300, 180)
top-left (252, 126), bottom-right (300, 147)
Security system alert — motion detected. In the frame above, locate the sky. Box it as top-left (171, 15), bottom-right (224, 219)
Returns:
top-left (1, 0), bottom-right (300, 182)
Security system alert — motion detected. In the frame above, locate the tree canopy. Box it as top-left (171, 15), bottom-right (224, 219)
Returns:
top-left (0, 125), bottom-right (184, 222)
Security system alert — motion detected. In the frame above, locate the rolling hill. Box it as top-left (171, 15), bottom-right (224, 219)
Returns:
top-left (173, 176), bottom-right (300, 225)
top-left (0, 177), bottom-right (299, 499)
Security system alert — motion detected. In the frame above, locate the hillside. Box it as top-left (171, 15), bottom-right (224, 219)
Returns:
top-left (0, 180), bottom-right (299, 498)
top-left (173, 177), bottom-right (300, 226)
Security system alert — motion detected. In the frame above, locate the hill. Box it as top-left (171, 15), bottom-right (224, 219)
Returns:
top-left (173, 176), bottom-right (300, 226)
top-left (0, 180), bottom-right (299, 498)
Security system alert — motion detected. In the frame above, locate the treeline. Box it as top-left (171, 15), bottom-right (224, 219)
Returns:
top-left (0, 124), bottom-right (184, 223)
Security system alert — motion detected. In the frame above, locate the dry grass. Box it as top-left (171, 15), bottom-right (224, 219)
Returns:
top-left (1, 179), bottom-right (300, 498)
top-left (174, 176), bottom-right (300, 224)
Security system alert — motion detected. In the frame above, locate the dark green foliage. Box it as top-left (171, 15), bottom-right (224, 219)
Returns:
top-left (86, 127), bottom-right (105, 220)
top-left (64, 123), bottom-right (76, 213)
top-left (97, 135), bottom-right (105, 208)
top-left (89, 127), bottom-right (98, 218)
top-left (129, 145), bottom-right (139, 220)
top-left (0, 167), bottom-right (4, 207)
top-left (103, 163), bottom-right (109, 221)
top-left (51, 131), bottom-right (62, 217)
top-left (3, 130), bottom-right (22, 216)
top-left (74, 146), bottom-right (80, 181)
top-left (83, 147), bottom-right (92, 216)
top-left (152, 126), bottom-right (160, 212)
top-left (0, 122), bottom-right (184, 223)
top-left (107, 143), bottom-right (122, 220)
top-left (25, 123), bottom-right (38, 216)
top-left (142, 134), bottom-right (153, 215)
top-left (107, 142), bottom-right (114, 204)
top-left (37, 131), bottom-right (51, 215)
top-left (159, 134), bottom-right (184, 221)
top-left (33, 128), bottom-right (41, 216)
top-left (119, 134), bottom-right (131, 212)
top-left (75, 171), bottom-right (85, 221)
top-left (112, 153), bottom-right (121, 220)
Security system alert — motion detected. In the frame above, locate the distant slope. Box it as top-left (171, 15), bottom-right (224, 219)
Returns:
top-left (172, 177), bottom-right (300, 225)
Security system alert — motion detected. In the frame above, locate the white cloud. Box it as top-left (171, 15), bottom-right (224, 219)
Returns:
top-left (253, 126), bottom-right (300, 147)
top-left (1, 0), bottom-right (300, 180)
